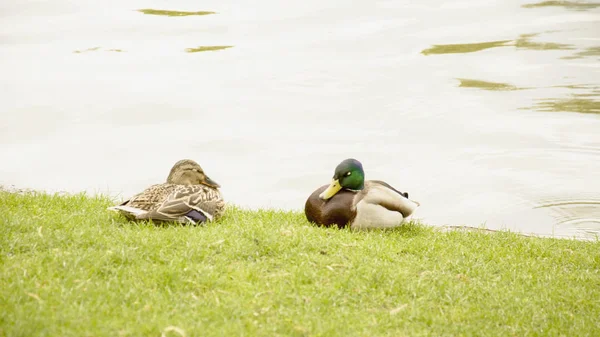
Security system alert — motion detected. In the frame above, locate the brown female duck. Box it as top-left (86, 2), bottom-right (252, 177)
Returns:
top-left (108, 159), bottom-right (225, 224)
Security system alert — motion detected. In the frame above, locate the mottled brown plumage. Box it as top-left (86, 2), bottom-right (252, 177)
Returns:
top-left (108, 159), bottom-right (225, 224)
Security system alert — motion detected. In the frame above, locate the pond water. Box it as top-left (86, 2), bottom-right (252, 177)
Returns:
top-left (1, 0), bottom-right (599, 239)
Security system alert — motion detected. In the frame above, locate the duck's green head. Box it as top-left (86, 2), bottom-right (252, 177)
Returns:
top-left (319, 158), bottom-right (365, 200)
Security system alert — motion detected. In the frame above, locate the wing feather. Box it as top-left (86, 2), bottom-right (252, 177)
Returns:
top-left (136, 185), bottom-right (224, 222)
top-left (362, 181), bottom-right (420, 217)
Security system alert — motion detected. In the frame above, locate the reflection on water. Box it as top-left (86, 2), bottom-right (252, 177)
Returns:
top-left (553, 84), bottom-right (598, 90)
top-left (421, 40), bottom-right (511, 55)
top-left (535, 199), bottom-right (600, 238)
top-left (574, 89), bottom-right (600, 97)
top-left (185, 46), bottom-right (233, 53)
top-left (137, 9), bottom-right (215, 17)
top-left (74, 47), bottom-right (100, 53)
top-left (529, 97), bottom-right (600, 114)
top-left (457, 79), bottom-right (526, 91)
top-left (522, 1), bottom-right (600, 10)
top-left (515, 33), bottom-right (574, 51)
top-left (1, 0), bottom-right (599, 240)
top-left (562, 46), bottom-right (600, 59)
top-left (522, 84), bottom-right (600, 114)
top-left (423, 32), bottom-right (577, 56)
top-left (73, 47), bottom-right (123, 53)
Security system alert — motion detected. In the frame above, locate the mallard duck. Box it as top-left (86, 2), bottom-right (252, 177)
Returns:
top-left (304, 158), bottom-right (420, 229)
top-left (108, 159), bottom-right (225, 224)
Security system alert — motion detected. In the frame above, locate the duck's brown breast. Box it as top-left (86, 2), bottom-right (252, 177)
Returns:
top-left (304, 185), bottom-right (357, 228)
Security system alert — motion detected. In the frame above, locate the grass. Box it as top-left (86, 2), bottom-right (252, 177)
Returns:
top-left (1, 191), bottom-right (600, 336)
top-left (137, 9), bottom-right (216, 17)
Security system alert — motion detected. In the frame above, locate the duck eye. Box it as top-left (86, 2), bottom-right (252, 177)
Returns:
top-left (345, 172), bottom-right (352, 177)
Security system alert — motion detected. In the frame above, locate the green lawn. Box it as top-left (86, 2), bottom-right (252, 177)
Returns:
top-left (1, 191), bottom-right (599, 336)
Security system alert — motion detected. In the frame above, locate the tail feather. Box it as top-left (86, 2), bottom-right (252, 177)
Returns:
top-left (107, 205), bottom-right (147, 217)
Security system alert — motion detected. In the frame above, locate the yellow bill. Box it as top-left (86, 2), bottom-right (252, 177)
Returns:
top-left (319, 179), bottom-right (342, 200)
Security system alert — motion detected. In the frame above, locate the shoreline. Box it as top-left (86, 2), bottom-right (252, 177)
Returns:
top-left (1, 185), bottom-right (595, 241)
